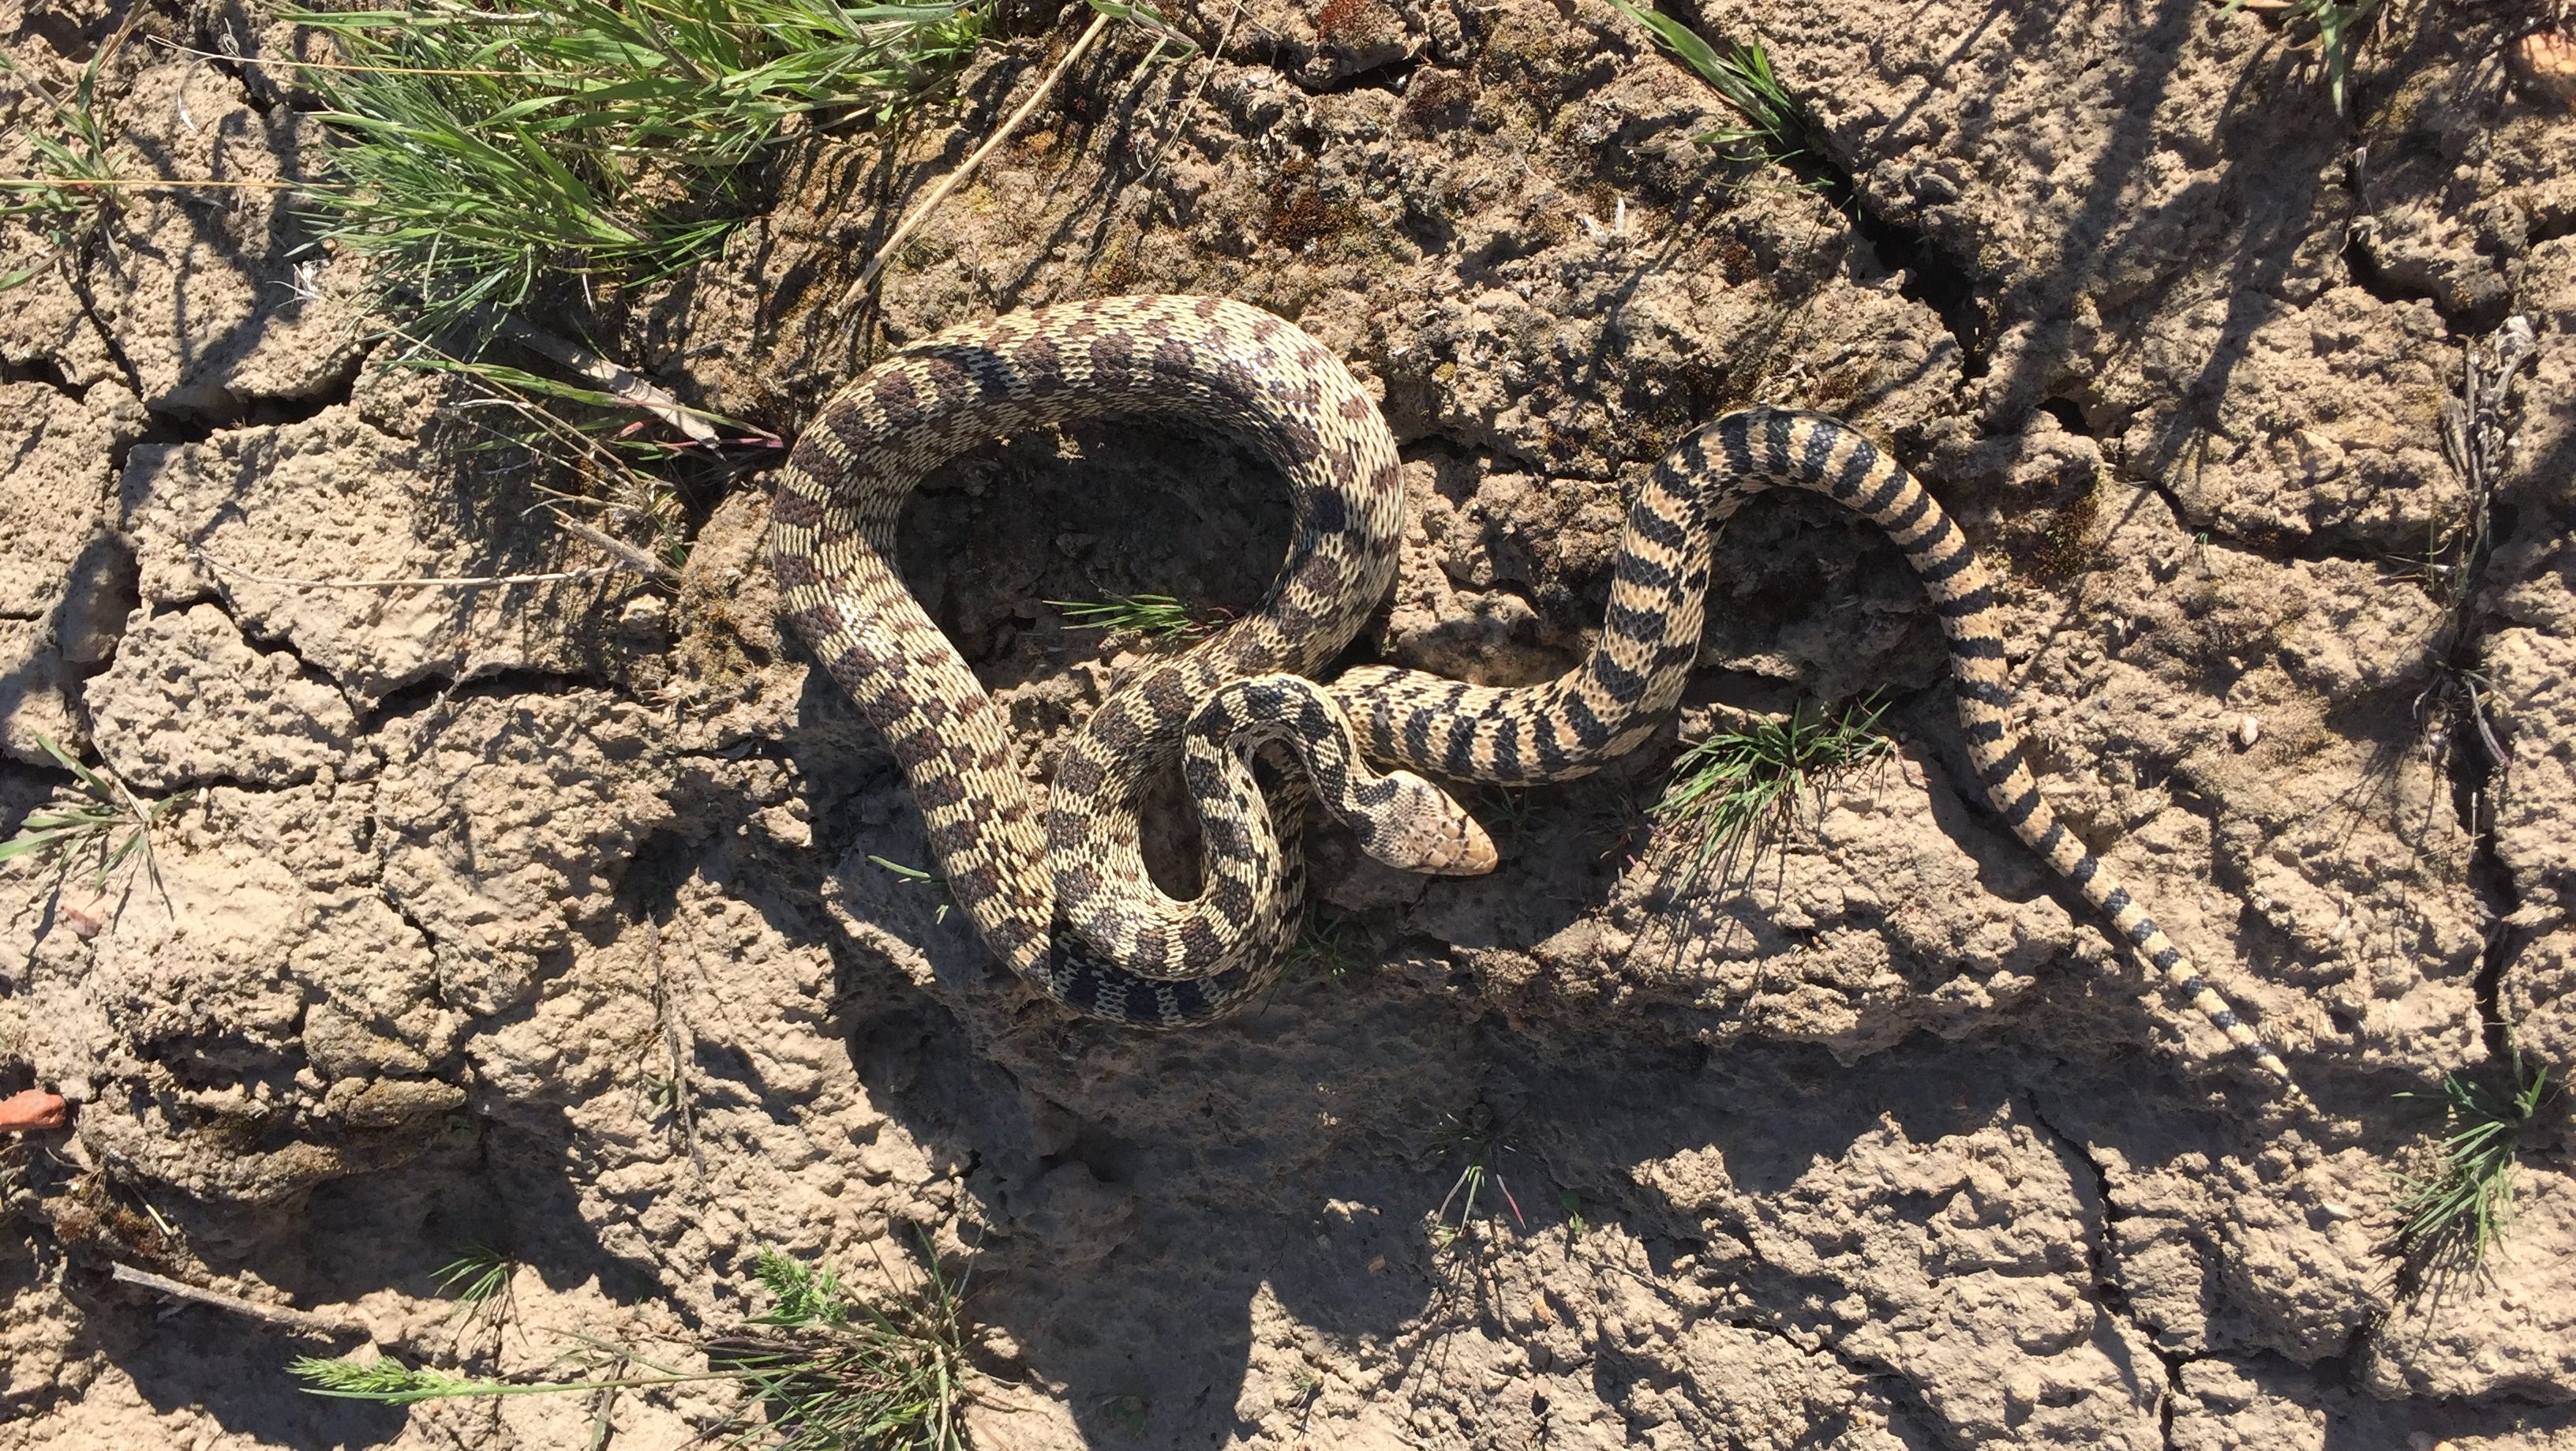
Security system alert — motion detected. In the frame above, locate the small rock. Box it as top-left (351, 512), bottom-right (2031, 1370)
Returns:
top-left (618, 594), bottom-right (672, 638)
top-left (2236, 714), bottom-right (2262, 748)
top-left (58, 892), bottom-right (110, 939)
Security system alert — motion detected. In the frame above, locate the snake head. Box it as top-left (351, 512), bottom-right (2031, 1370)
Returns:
top-left (1364, 770), bottom-right (1500, 877)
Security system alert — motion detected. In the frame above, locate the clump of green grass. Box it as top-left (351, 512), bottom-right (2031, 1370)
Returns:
top-left (264, 0), bottom-right (959, 571)
top-left (2226, 0), bottom-right (2382, 112)
top-left (1604, 2), bottom-right (1803, 167)
top-left (2392, 1052), bottom-right (2553, 1272)
top-left (1048, 593), bottom-right (1218, 644)
top-left (1649, 697), bottom-right (1892, 890)
top-left (0, 734), bottom-right (191, 900)
top-left (0, 43), bottom-right (129, 279)
top-left (1472, 784), bottom-right (1542, 849)
top-left (1099, 1393), bottom-right (1150, 1433)
top-left (287, 0), bottom-right (987, 343)
top-left (711, 1246), bottom-right (972, 1451)
top-left (294, 1243), bottom-right (972, 1450)
top-left (1425, 1109), bottom-right (1523, 1253)
top-left (432, 1244), bottom-right (519, 1337)
top-left (1285, 907), bottom-right (1362, 980)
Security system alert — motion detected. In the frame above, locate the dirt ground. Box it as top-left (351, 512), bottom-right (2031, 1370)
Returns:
top-left (4, 0), bottom-right (2575, 1445)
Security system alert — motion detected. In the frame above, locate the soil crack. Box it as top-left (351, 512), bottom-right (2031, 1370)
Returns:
top-left (0, 354), bottom-right (88, 401)
top-left (2024, 1090), bottom-right (2191, 1443)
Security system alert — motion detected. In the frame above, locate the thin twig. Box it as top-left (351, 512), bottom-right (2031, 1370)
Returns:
top-left (1133, 0), bottom-right (1242, 186)
top-left (550, 516), bottom-right (680, 581)
top-left (644, 915), bottom-right (706, 1185)
top-left (194, 546), bottom-right (635, 591)
top-left (111, 1263), bottom-right (372, 1341)
top-left (840, 8), bottom-right (1115, 309)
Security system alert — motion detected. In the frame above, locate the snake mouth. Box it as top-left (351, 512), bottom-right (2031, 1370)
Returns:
top-left (1365, 773), bottom-right (1500, 877)
top-left (1437, 820), bottom-right (1501, 876)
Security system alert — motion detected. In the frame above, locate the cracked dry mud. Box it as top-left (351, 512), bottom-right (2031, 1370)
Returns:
top-left (4, 0), bottom-right (2574, 1446)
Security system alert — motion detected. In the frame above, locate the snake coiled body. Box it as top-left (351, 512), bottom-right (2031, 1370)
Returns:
top-left (773, 294), bottom-right (2298, 1092)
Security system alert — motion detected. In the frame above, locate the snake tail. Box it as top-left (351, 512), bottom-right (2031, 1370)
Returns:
top-left (1335, 409), bottom-right (2301, 1092)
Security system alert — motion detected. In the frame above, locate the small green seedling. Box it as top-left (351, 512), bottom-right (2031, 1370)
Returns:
top-left (295, 1241), bottom-right (973, 1450)
top-left (1427, 1111), bottom-right (1525, 1253)
top-left (1604, 2), bottom-right (1803, 167)
top-left (1473, 784), bottom-right (1542, 848)
top-left (867, 853), bottom-right (952, 924)
top-left (2224, 0), bottom-right (2382, 112)
top-left (1286, 908), bottom-right (1363, 980)
top-left (0, 733), bottom-right (191, 903)
top-left (1048, 593), bottom-right (1216, 644)
top-left (432, 1245), bottom-right (519, 1338)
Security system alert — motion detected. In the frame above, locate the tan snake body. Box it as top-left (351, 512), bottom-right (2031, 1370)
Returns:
top-left (770, 294), bottom-right (2299, 1093)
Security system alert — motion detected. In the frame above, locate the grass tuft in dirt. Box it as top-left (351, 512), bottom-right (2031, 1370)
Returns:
top-left (286, 0), bottom-right (987, 343)
top-left (2392, 1052), bottom-right (2554, 1272)
top-left (0, 734), bottom-right (191, 902)
top-left (1604, 1), bottom-right (1803, 167)
top-left (294, 1241), bottom-right (973, 1449)
top-left (2226, 0), bottom-right (2383, 112)
top-left (1049, 592), bottom-right (1219, 644)
top-left (706, 1243), bottom-right (974, 1451)
top-left (1649, 697), bottom-right (1892, 890)
top-left (1425, 1108), bottom-right (1524, 1254)
top-left (432, 1244), bottom-right (519, 1337)
top-left (1286, 907), bottom-right (1364, 980)
top-left (0, 42), bottom-right (130, 280)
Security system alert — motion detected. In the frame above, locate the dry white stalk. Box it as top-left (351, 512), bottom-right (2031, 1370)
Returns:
top-left (495, 318), bottom-right (721, 443)
top-left (194, 546), bottom-right (635, 591)
top-left (841, 8), bottom-right (1118, 309)
top-left (110, 1263), bottom-right (370, 1341)
top-left (550, 515), bottom-right (680, 582)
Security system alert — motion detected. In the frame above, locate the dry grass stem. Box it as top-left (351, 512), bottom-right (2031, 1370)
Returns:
top-left (842, 7), bottom-right (1114, 305)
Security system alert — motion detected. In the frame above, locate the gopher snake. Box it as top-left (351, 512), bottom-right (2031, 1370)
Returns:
top-left (772, 294), bottom-right (2298, 1093)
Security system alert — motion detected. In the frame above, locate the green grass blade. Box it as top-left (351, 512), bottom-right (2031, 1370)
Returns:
top-left (33, 733), bottom-right (109, 796)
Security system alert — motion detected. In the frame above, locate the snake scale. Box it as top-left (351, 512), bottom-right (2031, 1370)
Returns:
top-left (771, 294), bottom-right (2299, 1093)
